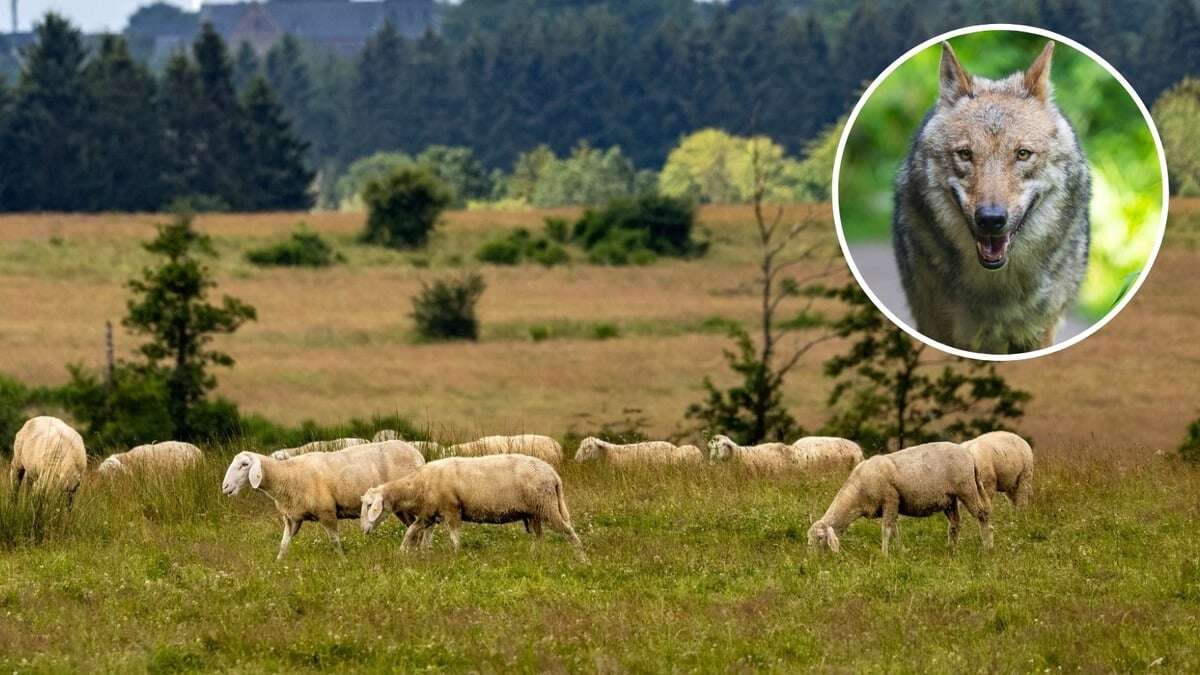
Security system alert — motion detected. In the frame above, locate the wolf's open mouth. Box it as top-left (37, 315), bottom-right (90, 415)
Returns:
top-left (974, 233), bottom-right (1012, 270)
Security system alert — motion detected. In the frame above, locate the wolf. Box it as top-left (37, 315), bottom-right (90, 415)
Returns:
top-left (891, 41), bottom-right (1090, 354)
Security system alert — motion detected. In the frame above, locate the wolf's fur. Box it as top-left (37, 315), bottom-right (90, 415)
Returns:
top-left (892, 41), bottom-right (1090, 353)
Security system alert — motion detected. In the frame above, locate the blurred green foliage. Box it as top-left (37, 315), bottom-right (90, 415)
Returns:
top-left (839, 31), bottom-right (1163, 320)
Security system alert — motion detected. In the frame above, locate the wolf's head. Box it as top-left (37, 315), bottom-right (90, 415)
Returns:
top-left (922, 41), bottom-right (1068, 271)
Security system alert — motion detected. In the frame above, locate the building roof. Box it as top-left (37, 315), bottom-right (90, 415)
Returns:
top-left (198, 1), bottom-right (433, 43)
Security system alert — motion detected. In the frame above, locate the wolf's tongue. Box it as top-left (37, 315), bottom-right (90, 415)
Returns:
top-left (975, 233), bottom-right (1011, 263)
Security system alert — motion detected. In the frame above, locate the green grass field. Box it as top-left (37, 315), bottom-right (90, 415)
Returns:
top-left (2, 442), bottom-right (1198, 672)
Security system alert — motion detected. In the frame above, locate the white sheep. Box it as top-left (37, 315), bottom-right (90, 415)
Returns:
top-left (807, 442), bottom-right (993, 555)
top-left (410, 441), bottom-right (444, 455)
top-left (707, 434), bottom-right (799, 472)
top-left (361, 454), bottom-right (584, 558)
top-left (269, 437), bottom-right (369, 460)
top-left (963, 431), bottom-right (1034, 507)
top-left (790, 436), bottom-right (864, 471)
top-left (222, 440), bottom-right (425, 560)
top-left (445, 434), bottom-right (563, 464)
top-left (9, 416), bottom-right (88, 502)
top-left (574, 437), bottom-right (702, 465)
top-left (97, 441), bottom-right (202, 476)
top-left (372, 429), bottom-right (399, 442)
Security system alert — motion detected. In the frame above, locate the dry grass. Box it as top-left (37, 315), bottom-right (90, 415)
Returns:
top-left (1, 203), bottom-right (1198, 451)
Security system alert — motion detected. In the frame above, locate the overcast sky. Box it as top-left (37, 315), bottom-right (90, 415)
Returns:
top-left (1, 0), bottom-right (200, 33)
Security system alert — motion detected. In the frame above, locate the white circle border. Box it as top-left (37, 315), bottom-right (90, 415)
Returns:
top-left (831, 23), bottom-right (1171, 362)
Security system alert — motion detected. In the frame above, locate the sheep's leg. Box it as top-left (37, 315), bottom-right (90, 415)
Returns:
top-left (444, 512), bottom-right (463, 552)
top-left (319, 516), bottom-right (344, 558)
top-left (959, 489), bottom-right (994, 551)
top-left (277, 518), bottom-right (302, 561)
top-left (1012, 467), bottom-right (1033, 509)
top-left (529, 517), bottom-right (543, 539)
top-left (543, 513), bottom-right (585, 560)
top-left (881, 495), bottom-right (899, 556)
top-left (401, 521), bottom-right (429, 551)
top-left (945, 500), bottom-right (961, 549)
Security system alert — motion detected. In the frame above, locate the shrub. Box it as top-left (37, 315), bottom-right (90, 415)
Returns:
top-left (361, 167), bottom-right (452, 249)
top-left (245, 227), bottom-right (341, 267)
top-left (543, 216), bottom-right (569, 243)
top-left (1181, 419), bottom-right (1200, 463)
top-left (0, 374), bottom-right (48, 455)
top-left (591, 322), bottom-right (620, 340)
top-left (526, 237), bottom-right (570, 267)
top-left (411, 273), bottom-right (487, 342)
top-left (334, 151), bottom-right (414, 207)
top-left (475, 232), bottom-right (526, 265)
top-left (475, 229), bottom-right (569, 267)
top-left (1153, 78), bottom-right (1200, 196)
top-left (416, 145), bottom-right (494, 207)
top-left (574, 192), bottom-right (699, 264)
top-left (529, 325), bottom-right (551, 342)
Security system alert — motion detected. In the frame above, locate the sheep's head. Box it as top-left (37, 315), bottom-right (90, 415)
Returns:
top-left (707, 435), bottom-right (736, 462)
top-left (222, 452), bottom-right (264, 496)
top-left (574, 437), bottom-right (601, 462)
top-left (807, 521), bottom-right (841, 553)
top-left (360, 488), bottom-right (386, 534)
top-left (97, 456), bottom-right (125, 476)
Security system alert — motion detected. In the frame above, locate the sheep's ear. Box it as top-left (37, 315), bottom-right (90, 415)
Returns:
top-left (938, 42), bottom-right (973, 106)
top-left (248, 456), bottom-right (263, 489)
top-left (827, 528), bottom-right (840, 553)
top-left (1023, 41), bottom-right (1054, 102)
top-left (368, 496), bottom-right (384, 523)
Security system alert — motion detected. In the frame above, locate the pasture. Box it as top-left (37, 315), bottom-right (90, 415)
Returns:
top-left (2, 203), bottom-right (1200, 670)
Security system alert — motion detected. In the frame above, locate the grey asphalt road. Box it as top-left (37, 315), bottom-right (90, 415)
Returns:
top-left (845, 241), bottom-right (1090, 347)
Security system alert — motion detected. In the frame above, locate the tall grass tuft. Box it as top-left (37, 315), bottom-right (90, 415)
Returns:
top-left (0, 476), bottom-right (76, 550)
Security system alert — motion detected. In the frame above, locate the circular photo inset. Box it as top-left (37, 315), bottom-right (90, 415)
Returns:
top-left (833, 25), bottom-right (1167, 360)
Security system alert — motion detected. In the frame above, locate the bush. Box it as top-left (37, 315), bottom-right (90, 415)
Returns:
top-left (475, 229), bottom-right (569, 267)
top-left (1153, 78), bottom-right (1200, 196)
top-left (529, 325), bottom-right (551, 342)
top-left (245, 227), bottom-right (341, 267)
top-left (361, 167), bottom-right (452, 249)
top-left (411, 273), bottom-right (487, 342)
top-left (573, 192), bottom-right (700, 265)
top-left (543, 216), bottom-right (569, 243)
top-left (591, 322), bottom-right (620, 340)
top-left (1181, 419), bottom-right (1200, 463)
top-left (416, 145), bottom-right (494, 207)
top-left (475, 233), bottom-right (525, 265)
top-left (0, 374), bottom-right (49, 455)
top-left (334, 151), bottom-right (414, 207)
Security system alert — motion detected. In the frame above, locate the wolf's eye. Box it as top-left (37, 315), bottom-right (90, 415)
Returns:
top-left (955, 148), bottom-right (973, 161)
top-left (1016, 148), bottom-right (1033, 160)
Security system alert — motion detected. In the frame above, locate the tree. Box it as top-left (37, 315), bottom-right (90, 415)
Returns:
top-left (240, 76), bottom-right (315, 210)
top-left (159, 50), bottom-right (211, 207)
top-left (685, 138), bottom-right (838, 443)
top-left (0, 13), bottom-right (92, 211)
top-left (190, 23), bottom-right (249, 208)
top-left (1152, 78), bottom-right (1200, 196)
top-left (416, 145), bottom-right (493, 206)
top-left (360, 167), bottom-right (452, 249)
top-left (123, 213), bottom-right (256, 440)
top-left (231, 41), bottom-right (261, 92)
top-left (1140, 0), bottom-right (1200, 102)
top-left (83, 34), bottom-right (166, 211)
top-left (410, 273), bottom-right (487, 342)
top-left (821, 283), bottom-right (1031, 454)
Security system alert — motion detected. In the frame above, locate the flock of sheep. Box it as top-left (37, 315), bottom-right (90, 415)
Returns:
top-left (8, 415), bottom-right (1033, 559)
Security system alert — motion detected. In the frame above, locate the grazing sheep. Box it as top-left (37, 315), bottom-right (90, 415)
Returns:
top-left (98, 441), bottom-right (202, 476)
top-left (222, 440), bottom-right (425, 560)
top-left (807, 442), bottom-right (993, 555)
top-left (574, 437), bottom-right (701, 465)
top-left (372, 429), bottom-right (399, 442)
top-left (790, 436), bottom-right (865, 471)
top-left (410, 441), bottom-right (444, 455)
top-left (963, 431), bottom-right (1034, 507)
top-left (10, 416), bottom-right (88, 501)
top-left (269, 437), bottom-right (368, 460)
top-left (445, 434), bottom-right (563, 464)
top-left (361, 454), bottom-right (584, 558)
top-left (707, 434), bottom-right (798, 472)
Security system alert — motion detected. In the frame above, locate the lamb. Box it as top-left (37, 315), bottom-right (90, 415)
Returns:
top-left (97, 441), bottom-right (202, 476)
top-left (445, 434), bottom-right (563, 464)
top-left (269, 437), bottom-right (368, 460)
top-left (574, 437), bottom-right (703, 465)
top-left (9, 416), bottom-right (88, 501)
top-left (807, 442), bottom-right (993, 555)
top-left (222, 440), bottom-right (425, 560)
top-left (361, 454), bottom-right (584, 558)
top-left (963, 431), bottom-right (1034, 507)
top-left (790, 436), bottom-right (865, 471)
top-left (707, 434), bottom-right (799, 472)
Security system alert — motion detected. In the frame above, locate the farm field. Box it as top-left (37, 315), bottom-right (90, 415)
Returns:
top-left (2, 203), bottom-right (1200, 450)
top-left (0, 443), bottom-right (1197, 671)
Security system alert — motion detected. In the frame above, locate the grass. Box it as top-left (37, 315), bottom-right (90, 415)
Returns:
top-left (0, 443), bottom-right (1197, 670)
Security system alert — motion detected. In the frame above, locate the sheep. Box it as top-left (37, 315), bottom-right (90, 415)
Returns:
top-left (963, 431), bottom-right (1034, 508)
top-left (360, 454), bottom-right (584, 558)
top-left (9, 416), bottom-right (88, 502)
top-left (790, 436), bottom-right (865, 472)
top-left (444, 434), bottom-right (563, 464)
top-left (97, 441), bottom-right (202, 476)
top-left (369, 430), bottom-right (441, 455)
top-left (574, 437), bottom-right (703, 465)
top-left (807, 442), bottom-right (993, 555)
top-left (222, 440), bottom-right (425, 560)
top-left (707, 434), bottom-right (798, 472)
top-left (372, 429), bottom-right (399, 442)
top-left (410, 441), bottom-right (444, 455)
top-left (269, 437), bottom-right (368, 460)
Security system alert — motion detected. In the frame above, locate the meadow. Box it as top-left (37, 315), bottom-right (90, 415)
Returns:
top-left (2, 203), bottom-right (1200, 670)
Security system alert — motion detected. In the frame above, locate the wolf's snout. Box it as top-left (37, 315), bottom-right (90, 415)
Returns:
top-left (974, 204), bottom-right (1008, 233)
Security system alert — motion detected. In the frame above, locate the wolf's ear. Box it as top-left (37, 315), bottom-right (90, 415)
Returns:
top-left (938, 42), bottom-right (973, 106)
top-left (1024, 41), bottom-right (1054, 102)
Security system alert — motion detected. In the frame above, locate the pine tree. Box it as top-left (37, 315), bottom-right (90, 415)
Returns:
top-left (159, 50), bottom-right (209, 206)
top-left (1141, 0), bottom-right (1200, 102)
top-left (84, 34), bottom-right (167, 211)
top-left (348, 21), bottom-right (407, 162)
top-left (192, 23), bottom-right (250, 209)
top-left (0, 13), bottom-right (92, 211)
top-left (231, 41), bottom-right (261, 93)
top-left (240, 76), bottom-right (315, 210)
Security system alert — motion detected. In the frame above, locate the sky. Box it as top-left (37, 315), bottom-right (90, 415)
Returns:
top-left (0, 0), bottom-right (200, 33)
